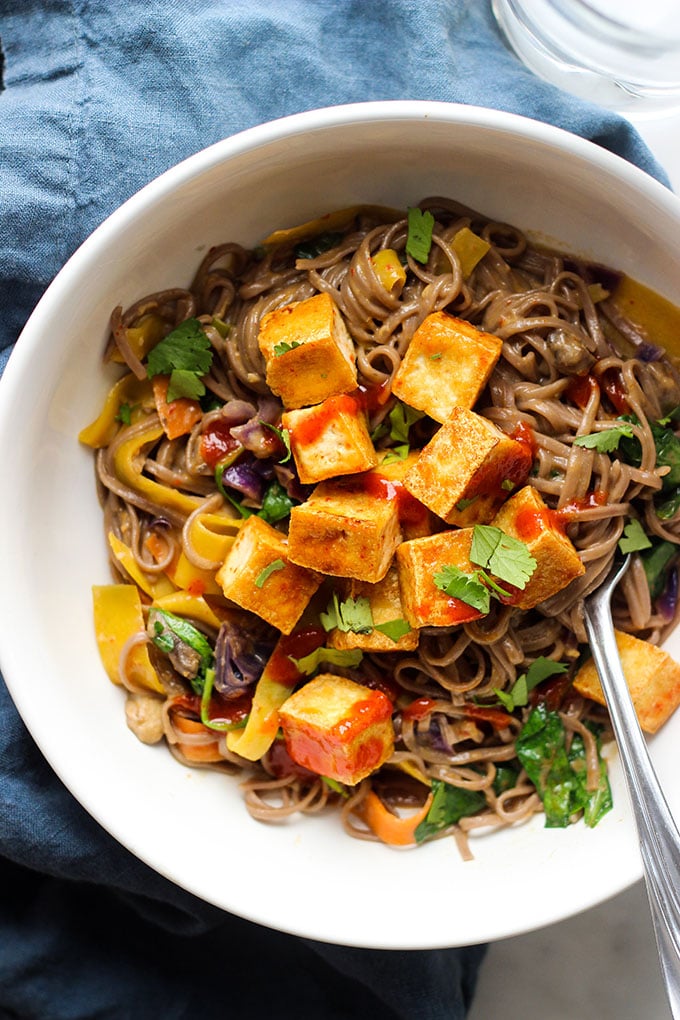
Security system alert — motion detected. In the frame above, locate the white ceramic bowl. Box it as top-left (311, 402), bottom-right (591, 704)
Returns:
top-left (2, 101), bottom-right (680, 950)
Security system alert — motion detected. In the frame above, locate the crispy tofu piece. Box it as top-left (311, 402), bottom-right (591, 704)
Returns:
top-left (282, 392), bottom-right (377, 484)
top-left (392, 312), bottom-right (502, 422)
top-left (490, 485), bottom-right (585, 610)
top-left (257, 292), bottom-right (357, 409)
top-left (403, 407), bottom-right (533, 526)
top-left (287, 476), bottom-right (402, 583)
top-left (278, 673), bottom-right (395, 784)
top-left (328, 566), bottom-right (419, 653)
top-left (215, 516), bottom-right (321, 634)
top-left (374, 451), bottom-right (438, 540)
top-left (573, 630), bottom-right (680, 734)
top-left (396, 529), bottom-right (484, 628)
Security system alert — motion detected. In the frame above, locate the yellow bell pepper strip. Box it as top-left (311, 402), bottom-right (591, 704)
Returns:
top-left (78, 375), bottom-right (153, 449)
top-left (186, 511), bottom-right (242, 562)
top-left (451, 227), bottom-right (491, 279)
top-left (261, 204), bottom-right (403, 250)
top-left (92, 584), bottom-right (164, 693)
top-left (226, 625), bottom-right (326, 761)
top-left (151, 590), bottom-right (224, 630)
top-left (113, 420), bottom-right (204, 520)
top-left (107, 313), bottom-right (166, 365)
top-left (167, 551), bottom-right (222, 597)
top-left (361, 789), bottom-right (434, 847)
top-left (108, 532), bottom-right (177, 599)
top-left (371, 248), bottom-right (407, 293)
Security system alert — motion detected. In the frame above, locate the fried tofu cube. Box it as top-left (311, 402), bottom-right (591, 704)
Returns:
top-left (278, 674), bottom-right (395, 784)
top-left (328, 566), bottom-right (419, 653)
top-left (403, 407), bottom-right (532, 526)
top-left (257, 292), bottom-right (357, 409)
top-left (573, 630), bottom-right (680, 734)
top-left (374, 451), bottom-right (438, 540)
top-left (215, 516), bottom-right (321, 634)
top-left (392, 312), bottom-right (503, 422)
top-left (396, 530), bottom-right (485, 628)
top-left (282, 392), bottom-right (377, 484)
top-left (490, 485), bottom-right (585, 610)
top-left (287, 477), bottom-right (402, 583)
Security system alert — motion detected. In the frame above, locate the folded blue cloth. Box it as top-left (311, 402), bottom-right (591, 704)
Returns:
top-left (0, 1), bottom-right (671, 1017)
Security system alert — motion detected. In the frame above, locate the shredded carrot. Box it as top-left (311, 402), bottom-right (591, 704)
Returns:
top-left (172, 713), bottom-right (223, 763)
top-left (152, 376), bottom-right (203, 440)
top-left (361, 790), bottom-right (433, 847)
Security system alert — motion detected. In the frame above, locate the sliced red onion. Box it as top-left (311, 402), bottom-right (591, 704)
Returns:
top-left (214, 621), bottom-right (275, 699)
top-left (219, 399), bottom-right (257, 427)
top-left (658, 567), bottom-right (678, 623)
top-left (221, 461), bottom-right (265, 502)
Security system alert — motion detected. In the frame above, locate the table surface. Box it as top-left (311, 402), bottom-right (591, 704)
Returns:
top-left (469, 104), bottom-right (680, 1020)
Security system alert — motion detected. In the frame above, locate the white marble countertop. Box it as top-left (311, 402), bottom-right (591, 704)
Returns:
top-left (469, 103), bottom-right (680, 1020)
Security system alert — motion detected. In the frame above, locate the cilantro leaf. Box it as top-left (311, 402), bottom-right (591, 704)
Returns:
top-left (255, 559), bottom-right (286, 588)
top-left (259, 479), bottom-right (294, 524)
top-left (116, 402), bottom-right (132, 425)
top-left (374, 618), bottom-right (412, 642)
top-left (494, 657), bottom-right (568, 712)
top-left (618, 518), bottom-right (652, 554)
top-left (146, 318), bottom-right (213, 380)
top-left (406, 207), bottom-right (435, 264)
top-left (289, 646), bottom-right (363, 676)
top-left (433, 564), bottom-right (491, 614)
top-left (381, 444), bottom-right (410, 465)
top-left (388, 401), bottom-right (425, 444)
top-left (414, 779), bottom-right (486, 843)
top-left (166, 369), bottom-right (206, 402)
top-left (320, 594), bottom-right (374, 634)
top-left (470, 525), bottom-right (536, 590)
top-left (260, 421), bottom-right (292, 463)
top-left (572, 423), bottom-right (634, 452)
top-left (273, 340), bottom-right (303, 356)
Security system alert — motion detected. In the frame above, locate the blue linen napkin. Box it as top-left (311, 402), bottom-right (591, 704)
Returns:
top-left (0, 1), bottom-right (671, 1017)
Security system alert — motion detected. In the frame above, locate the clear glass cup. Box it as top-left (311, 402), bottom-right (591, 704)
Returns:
top-left (492, 0), bottom-right (680, 113)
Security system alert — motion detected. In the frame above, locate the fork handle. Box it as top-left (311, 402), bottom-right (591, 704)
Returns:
top-left (584, 598), bottom-right (680, 1019)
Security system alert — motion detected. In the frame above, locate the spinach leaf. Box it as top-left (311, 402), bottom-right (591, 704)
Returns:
top-left (414, 779), bottom-right (486, 843)
top-left (295, 232), bottom-right (343, 260)
top-left (641, 540), bottom-right (678, 600)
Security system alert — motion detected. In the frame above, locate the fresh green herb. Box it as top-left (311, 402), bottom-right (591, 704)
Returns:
top-left (572, 423), bottom-right (635, 452)
top-left (260, 421), bottom-right (292, 463)
top-left (455, 496), bottom-right (478, 512)
top-left (619, 414), bottom-right (680, 491)
top-left (295, 232), bottom-right (343, 260)
top-left (433, 564), bottom-right (491, 614)
top-left (255, 559), bottom-right (286, 588)
top-left (320, 593), bottom-right (374, 634)
top-left (501, 478), bottom-right (515, 492)
top-left (116, 402), bottom-right (132, 425)
top-left (641, 540), bottom-right (678, 600)
top-left (381, 444), bottom-right (410, 466)
top-left (388, 401), bottom-right (425, 444)
top-left (656, 490), bottom-right (680, 520)
top-left (150, 609), bottom-right (214, 694)
top-left (374, 618), bottom-right (412, 642)
top-left (289, 646), bottom-right (363, 676)
top-left (273, 340), bottom-right (303, 356)
top-left (146, 318), bottom-right (213, 401)
top-left (259, 479), bottom-right (295, 524)
top-left (406, 207), bottom-right (435, 265)
top-left (657, 405), bottom-right (680, 427)
top-left (618, 518), bottom-right (652, 554)
top-left (429, 352), bottom-right (443, 360)
top-left (494, 657), bottom-right (568, 712)
top-left (516, 703), bottom-right (611, 828)
top-left (321, 775), bottom-right (350, 797)
top-left (470, 525), bottom-right (537, 590)
top-left (414, 779), bottom-right (486, 843)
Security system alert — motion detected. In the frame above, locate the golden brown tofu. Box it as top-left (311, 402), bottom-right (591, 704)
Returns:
top-left (392, 312), bottom-right (503, 422)
top-left (328, 566), bottom-right (419, 653)
top-left (287, 476), bottom-right (402, 583)
top-left (278, 673), bottom-right (395, 784)
top-left (282, 392), bottom-right (377, 484)
top-left (374, 451), bottom-right (438, 540)
top-left (396, 530), bottom-right (485, 629)
top-left (215, 516), bottom-right (321, 633)
top-left (403, 407), bottom-right (533, 526)
top-left (490, 485), bottom-right (585, 610)
top-left (574, 630), bottom-right (680, 734)
top-left (257, 292), bottom-right (357, 409)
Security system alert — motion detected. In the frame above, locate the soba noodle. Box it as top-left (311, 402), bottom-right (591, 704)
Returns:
top-left (87, 197), bottom-right (680, 855)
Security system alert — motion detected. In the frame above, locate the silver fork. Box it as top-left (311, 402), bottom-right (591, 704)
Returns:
top-left (584, 554), bottom-right (680, 1019)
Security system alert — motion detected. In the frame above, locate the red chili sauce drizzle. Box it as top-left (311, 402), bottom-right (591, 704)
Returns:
top-left (513, 489), bottom-right (609, 542)
top-left (264, 626), bottom-right (327, 687)
top-left (200, 420), bottom-right (242, 469)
